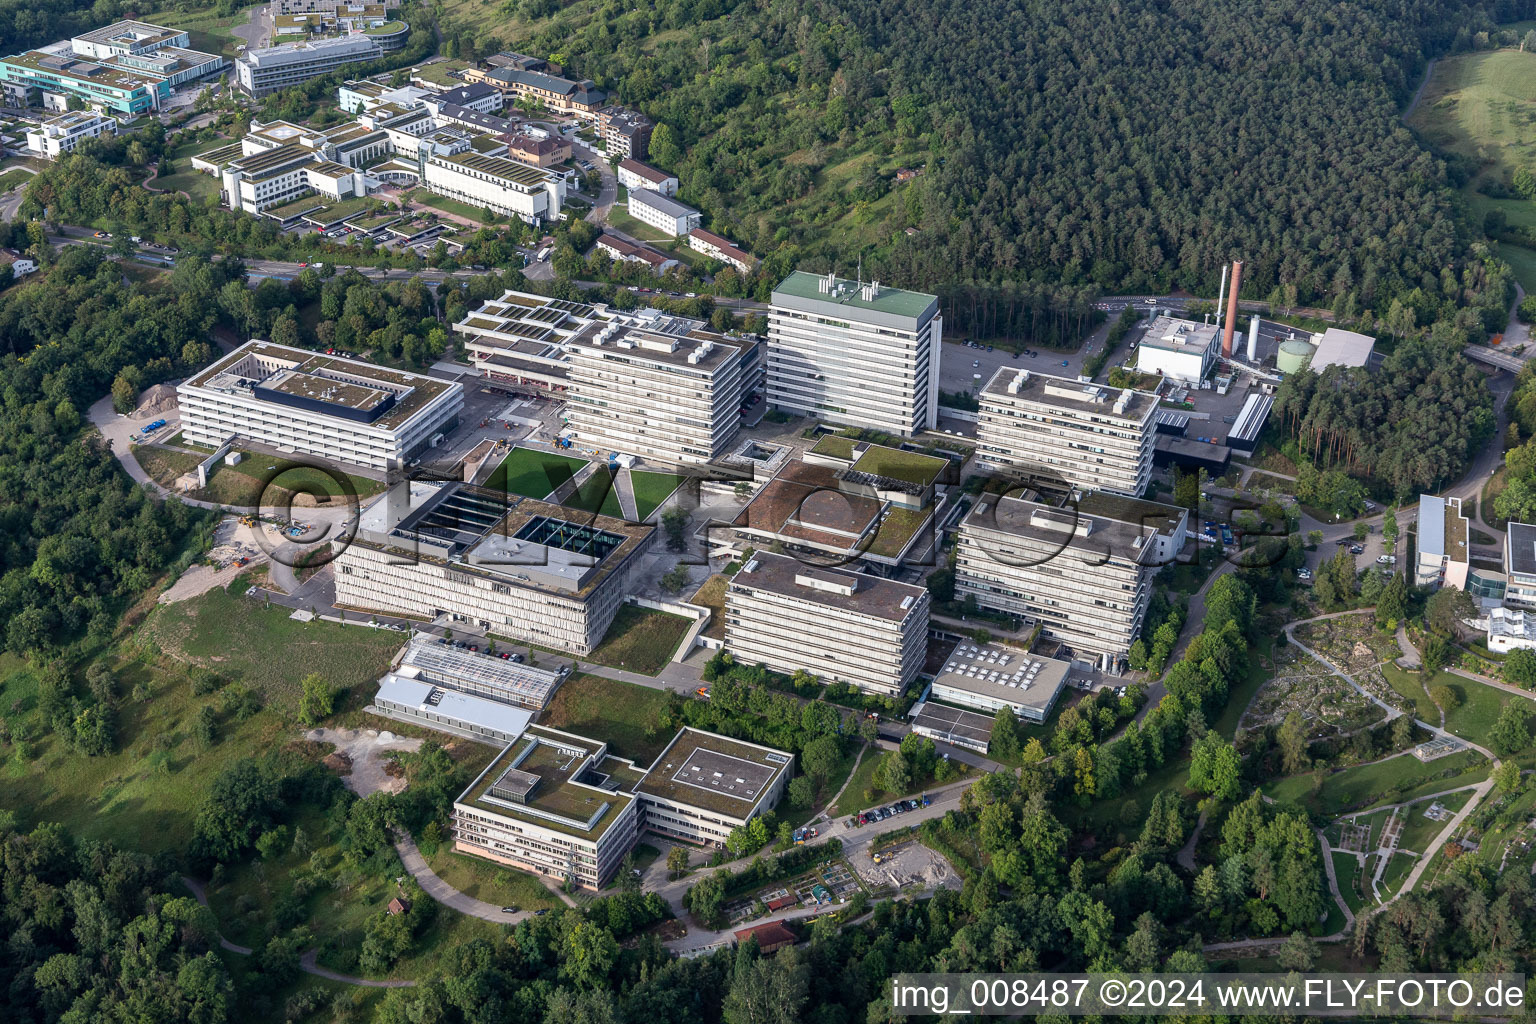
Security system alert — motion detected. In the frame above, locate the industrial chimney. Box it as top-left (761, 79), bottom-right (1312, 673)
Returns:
top-left (1247, 316), bottom-right (1259, 363)
top-left (1221, 260), bottom-right (1243, 357)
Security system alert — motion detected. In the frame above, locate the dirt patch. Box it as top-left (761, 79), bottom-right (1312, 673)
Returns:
top-left (853, 840), bottom-right (959, 892)
top-left (306, 727), bottom-right (423, 796)
top-left (159, 518), bottom-right (270, 604)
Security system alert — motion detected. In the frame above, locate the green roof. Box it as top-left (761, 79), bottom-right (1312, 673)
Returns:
top-left (810, 434), bottom-right (857, 460)
top-left (851, 443), bottom-right (947, 486)
top-left (772, 270), bottom-right (937, 321)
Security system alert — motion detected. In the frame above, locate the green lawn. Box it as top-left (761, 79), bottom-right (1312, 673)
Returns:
top-left (0, 167), bottom-right (33, 192)
top-left (630, 470), bottom-right (686, 520)
top-left (584, 604), bottom-right (692, 674)
top-left (1265, 750), bottom-right (1488, 816)
top-left (486, 445), bottom-right (587, 499)
top-left (424, 846), bottom-right (564, 911)
top-left (1380, 664), bottom-right (1442, 724)
top-left (540, 672), bottom-right (673, 764)
top-left (1394, 791), bottom-right (1472, 854)
top-left (1407, 48), bottom-right (1536, 191)
top-left (1215, 636), bottom-right (1274, 740)
top-left (688, 573), bottom-right (729, 640)
top-left (137, 447), bottom-right (384, 508)
top-left (1438, 671), bottom-right (1519, 741)
top-left (412, 191), bottom-right (503, 224)
top-left (607, 205), bottom-right (672, 242)
top-left (151, 167), bottom-right (221, 201)
top-left (1332, 851), bottom-right (1366, 915)
top-left (564, 467), bottom-right (624, 517)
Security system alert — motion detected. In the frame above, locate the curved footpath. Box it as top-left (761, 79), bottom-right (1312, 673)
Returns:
top-left (181, 876), bottom-right (415, 989)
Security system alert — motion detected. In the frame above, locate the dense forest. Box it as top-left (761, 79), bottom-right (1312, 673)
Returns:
top-left (1272, 338), bottom-right (1496, 496)
top-left (441, 0), bottom-right (1535, 338)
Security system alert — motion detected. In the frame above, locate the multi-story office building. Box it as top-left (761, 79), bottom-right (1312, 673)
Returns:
top-left (597, 106), bottom-right (652, 159)
top-left (565, 320), bottom-right (746, 466)
top-left (235, 36), bottom-right (382, 97)
top-left (976, 368), bottom-right (1157, 497)
top-left (1415, 494), bottom-right (1469, 590)
top-left (1505, 522), bottom-right (1536, 609)
top-left (506, 134), bottom-right (568, 167)
top-left (25, 110), bottom-right (116, 158)
top-left (616, 157), bottom-right (676, 196)
top-left (277, 0), bottom-right (400, 13)
top-left (70, 20), bottom-right (189, 59)
top-left (422, 150), bottom-right (564, 222)
top-left (177, 341), bottom-right (462, 471)
top-left (724, 552), bottom-right (929, 697)
top-left (767, 270), bottom-right (942, 435)
top-left (633, 728), bottom-right (791, 847)
top-left (0, 51), bottom-right (169, 115)
top-left (954, 490), bottom-right (1187, 665)
top-left (452, 725), bottom-right (790, 888)
top-left (626, 187), bottom-right (700, 236)
top-left (454, 726), bottom-right (642, 888)
top-left (334, 481), bottom-right (655, 654)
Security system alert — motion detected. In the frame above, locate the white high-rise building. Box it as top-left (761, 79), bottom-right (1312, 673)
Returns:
top-left (723, 552), bottom-right (929, 697)
top-left (767, 271), bottom-right (941, 435)
top-left (566, 325), bottom-right (745, 466)
top-left (954, 491), bottom-right (1187, 665)
top-left (976, 368), bottom-right (1158, 497)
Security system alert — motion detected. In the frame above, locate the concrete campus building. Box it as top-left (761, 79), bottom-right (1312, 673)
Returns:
top-left (723, 552), bottom-right (930, 698)
top-left (177, 341), bottom-right (463, 472)
top-left (334, 481), bottom-right (655, 655)
top-left (422, 150), bottom-right (565, 222)
top-left (1415, 494), bottom-right (1469, 590)
top-left (926, 642), bottom-right (1071, 723)
top-left (453, 725), bottom-right (790, 888)
top-left (626, 187), bottom-right (701, 236)
top-left (235, 35), bottom-right (383, 98)
top-left (565, 318), bottom-right (748, 466)
top-left (1135, 316), bottom-right (1219, 383)
top-left (25, 110), bottom-right (116, 158)
top-left (975, 367), bottom-right (1158, 497)
top-left (767, 271), bottom-right (943, 436)
top-left (954, 490), bottom-right (1188, 666)
top-left (0, 21), bottom-right (224, 116)
top-left (597, 106), bottom-right (653, 159)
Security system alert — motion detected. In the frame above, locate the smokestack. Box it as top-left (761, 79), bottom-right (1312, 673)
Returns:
top-left (1214, 264), bottom-right (1228, 330)
top-left (1247, 316), bottom-right (1259, 362)
top-left (1222, 260), bottom-right (1243, 357)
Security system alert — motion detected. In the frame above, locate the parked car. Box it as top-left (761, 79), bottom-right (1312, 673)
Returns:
top-left (501, 906), bottom-right (519, 914)
top-left (1350, 544), bottom-right (1364, 554)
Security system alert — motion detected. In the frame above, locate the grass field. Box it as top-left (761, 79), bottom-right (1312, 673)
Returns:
top-left (1439, 672), bottom-right (1519, 741)
top-left (563, 467), bottom-right (624, 517)
top-left (1380, 664), bottom-right (1442, 723)
top-left (0, 167), bottom-right (33, 192)
top-left (1395, 791), bottom-right (1472, 853)
top-left (631, 470), bottom-right (686, 520)
top-left (584, 604), bottom-right (692, 674)
top-left (1216, 636), bottom-right (1274, 739)
top-left (424, 847), bottom-right (564, 911)
top-left (141, 6), bottom-right (253, 57)
top-left (540, 672), bottom-right (673, 764)
top-left (1333, 851), bottom-right (1367, 915)
top-left (411, 191), bottom-right (502, 224)
top-left (1407, 45), bottom-right (1536, 289)
top-left (607, 205), bottom-right (672, 242)
top-left (1266, 750), bottom-right (1487, 815)
top-left (486, 445), bottom-right (587, 499)
top-left (136, 445), bottom-right (384, 507)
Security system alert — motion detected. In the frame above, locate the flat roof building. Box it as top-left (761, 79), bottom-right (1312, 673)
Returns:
top-left (1310, 327), bottom-right (1376, 372)
top-left (335, 481), bottom-right (654, 654)
top-left (1135, 316), bottom-right (1218, 383)
top-left (1416, 494), bottom-right (1469, 590)
top-left (1487, 607), bottom-right (1536, 654)
top-left (768, 271), bottom-right (943, 436)
top-left (0, 50), bottom-right (169, 115)
top-left (25, 110), bottom-right (116, 159)
top-left (423, 150), bottom-right (564, 224)
top-left (454, 726), bottom-right (642, 888)
top-left (394, 634), bottom-right (566, 709)
top-left (565, 317), bottom-right (747, 466)
top-left (724, 552), bottom-right (929, 697)
top-left (235, 35), bottom-right (382, 97)
top-left (634, 727), bottom-right (792, 847)
top-left (71, 20), bottom-right (187, 59)
top-left (976, 368), bottom-right (1157, 497)
top-left (452, 725), bottom-right (790, 888)
top-left (373, 674), bottom-right (533, 745)
top-left (928, 642), bottom-right (1070, 723)
top-left (954, 490), bottom-right (1188, 665)
top-left (178, 340), bottom-right (462, 471)
top-left (1506, 522), bottom-right (1536, 610)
